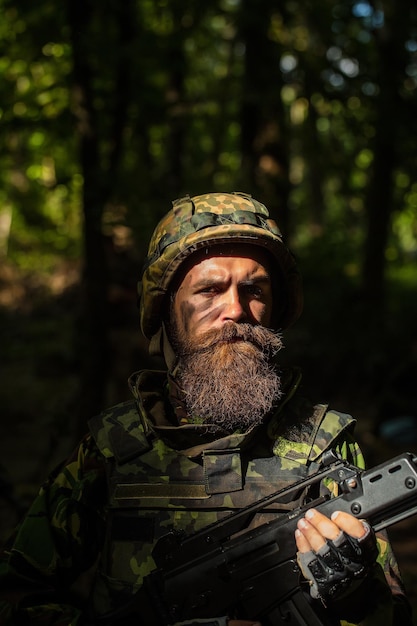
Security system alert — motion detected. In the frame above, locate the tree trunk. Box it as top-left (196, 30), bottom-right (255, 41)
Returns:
top-left (237, 0), bottom-right (291, 237)
top-left (165, 5), bottom-right (188, 199)
top-left (68, 0), bottom-right (109, 439)
top-left (68, 0), bottom-right (135, 439)
top-left (361, 2), bottom-right (410, 318)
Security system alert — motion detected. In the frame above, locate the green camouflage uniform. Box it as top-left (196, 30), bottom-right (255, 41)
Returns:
top-left (0, 367), bottom-right (411, 625)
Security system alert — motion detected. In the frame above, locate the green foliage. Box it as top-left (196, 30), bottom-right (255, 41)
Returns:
top-left (1, 0), bottom-right (416, 275)
top-left (0, 0), bottom-right (80, 267)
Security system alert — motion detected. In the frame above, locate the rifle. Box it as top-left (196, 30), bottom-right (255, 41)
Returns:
top-left (100, 450), bottom-right (417, 625)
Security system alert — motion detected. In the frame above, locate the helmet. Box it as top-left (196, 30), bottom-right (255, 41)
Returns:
top-left (139, 192), bottom-right (303, 340)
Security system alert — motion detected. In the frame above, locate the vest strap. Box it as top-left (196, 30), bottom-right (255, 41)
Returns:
top-left (114, 482), bottom-right (210, 501)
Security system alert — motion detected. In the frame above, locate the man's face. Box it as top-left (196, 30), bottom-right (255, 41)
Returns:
top-left (173, 244), bottom-right (274, 341)
top-left (169, 245), bottom-right (282, 431)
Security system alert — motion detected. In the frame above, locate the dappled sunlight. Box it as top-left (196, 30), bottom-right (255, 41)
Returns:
top-left (0, 259), bottom-right (80, 311)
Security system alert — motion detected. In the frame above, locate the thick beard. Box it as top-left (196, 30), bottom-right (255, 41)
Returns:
top-left (172, 322), bottom-right (284, 432)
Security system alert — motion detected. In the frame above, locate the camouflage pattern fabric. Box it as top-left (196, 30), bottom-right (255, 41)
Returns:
top-left (0, 368), bottom-right (412, 625)
top-left (139, 192), bottom-right (303, 339)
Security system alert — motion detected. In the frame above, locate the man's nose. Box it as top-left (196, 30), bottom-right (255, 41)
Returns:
top-left (221, 287), bottom-right (247, 322)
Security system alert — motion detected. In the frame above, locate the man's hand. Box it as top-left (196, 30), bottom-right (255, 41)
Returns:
top-left (295, 508), bottom-right (378, 603)
top-left (295, 508), bottom-right (367, 550)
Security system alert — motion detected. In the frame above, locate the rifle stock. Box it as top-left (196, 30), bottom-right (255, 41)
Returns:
top-left (100, 451), bottom-right (417, 625)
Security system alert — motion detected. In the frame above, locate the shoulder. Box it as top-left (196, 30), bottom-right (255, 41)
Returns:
top-left (88, 399), bottom-right (151, 463)
top-left (312, 407), bottom-right (357, 459)
top-left (271, 392), bottom-right (358, 465)
top-left (88, 369), bottom-right (171, 463)
top-left (37, 433), bottom-right (107, 511)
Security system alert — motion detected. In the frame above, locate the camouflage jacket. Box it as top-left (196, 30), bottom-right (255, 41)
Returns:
top-left (0, 368), bottom-right (412, 625)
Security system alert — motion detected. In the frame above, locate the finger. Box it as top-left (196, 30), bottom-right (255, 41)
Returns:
top-left (330, 510), bottom-right (367, 539)
top-left (295, 527), bottom-right (312, 553)
top-left (296, 516), bottom-right (328, 552)
top-left (302, 508), bottom-right (341, 540)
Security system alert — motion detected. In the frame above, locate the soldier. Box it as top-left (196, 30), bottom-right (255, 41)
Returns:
top-left (0, 192), bottom-right (412, 625)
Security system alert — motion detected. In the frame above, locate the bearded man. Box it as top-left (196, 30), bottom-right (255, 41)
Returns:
top-left (0, 192), bottom-right (412, 626)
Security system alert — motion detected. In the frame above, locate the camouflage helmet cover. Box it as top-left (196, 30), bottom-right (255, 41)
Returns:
top-left (139, 192), bottom-right (303, 339)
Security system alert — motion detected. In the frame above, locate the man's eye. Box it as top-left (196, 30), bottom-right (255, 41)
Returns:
top-left (245, 285), bottom-right (263, 297)
top-left (199, 286), bottom-right (218, 295)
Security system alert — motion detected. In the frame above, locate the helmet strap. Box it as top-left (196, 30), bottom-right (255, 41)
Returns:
top-left (149, 322), bottom-right (178, 372)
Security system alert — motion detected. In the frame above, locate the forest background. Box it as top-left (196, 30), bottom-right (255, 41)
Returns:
top-left (1, 0), bottom-right (417, 618)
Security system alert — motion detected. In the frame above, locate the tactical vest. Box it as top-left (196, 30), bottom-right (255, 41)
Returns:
top-left (88, 369), bottom-right (355, 618)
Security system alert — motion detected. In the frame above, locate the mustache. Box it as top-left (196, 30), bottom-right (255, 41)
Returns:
top-left (180, 322), bottom-right (283, 356)
top-left (175, 322), bottom-right (283, 430)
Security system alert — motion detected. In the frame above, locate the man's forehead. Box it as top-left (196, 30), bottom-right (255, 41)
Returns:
top-left (187, 243), bottom-right (271, 270)
top-left (170, 243), bottom-right (274, 292)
